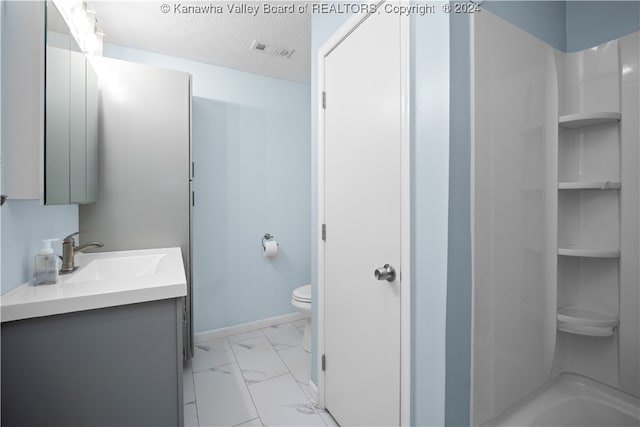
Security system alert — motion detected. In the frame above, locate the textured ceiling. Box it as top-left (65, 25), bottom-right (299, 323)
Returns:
top-left (89, 1), bottom-right (311, 83)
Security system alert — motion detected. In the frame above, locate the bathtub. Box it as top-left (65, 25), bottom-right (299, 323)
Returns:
top-left (484, 373), bottom-right (640, 426)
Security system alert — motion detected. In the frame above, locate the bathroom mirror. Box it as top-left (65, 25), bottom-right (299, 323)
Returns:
top-left (45, 1), bottom-right (98, 205)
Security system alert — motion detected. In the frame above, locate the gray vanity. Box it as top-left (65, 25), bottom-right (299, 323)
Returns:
top-left (1, 248), bottom-right (186, 426)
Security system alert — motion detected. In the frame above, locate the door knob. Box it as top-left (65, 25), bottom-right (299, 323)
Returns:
top-left (374, 264), bottom-right (396, 282)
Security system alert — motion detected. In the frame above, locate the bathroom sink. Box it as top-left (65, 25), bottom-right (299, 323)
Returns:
top-left (65, 254), bottom-right (166, 283)
top-left (1, 247), bottom-right (186, 322)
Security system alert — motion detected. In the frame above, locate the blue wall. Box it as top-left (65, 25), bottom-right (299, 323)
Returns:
top-left (444, 10), bottom-right (472, 427)
top-left (566, 1), bottom-right (640, 52)
top-left (1, 202), bottom-right (78, 294)
top-left (483, 0), bottom-right (640, 52)
top-left (482, 1), bottom-right (567, 51)
top-left (104, 44), bottom-right (311, 333)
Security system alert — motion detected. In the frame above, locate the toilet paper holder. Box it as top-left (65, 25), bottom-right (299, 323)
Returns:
top-left (261, 233), bottom-right (278, 250)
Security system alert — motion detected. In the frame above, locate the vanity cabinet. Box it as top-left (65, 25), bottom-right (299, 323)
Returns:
top-left (1, 298), bottom-right (184, 427)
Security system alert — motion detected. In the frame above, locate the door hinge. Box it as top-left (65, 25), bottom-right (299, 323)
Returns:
top-left (192, 191), bottom-right (195, 207)
top-left (322, 224), bottom-right (326, 241)
top-left (192, 161), bottom-right (195, 178)
top-left (321, 354), bottom-right (326, 371)
top-left (182, 304), bottom-right (188, 324)
top-left (322, 91), bottom-right (326, 109)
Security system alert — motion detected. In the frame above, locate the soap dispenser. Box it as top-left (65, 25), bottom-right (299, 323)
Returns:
top-left (33, 239), bottom-right (59, 286)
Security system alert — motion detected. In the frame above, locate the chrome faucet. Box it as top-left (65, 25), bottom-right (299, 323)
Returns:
top-left (60, 232), bottom-right (104, 274)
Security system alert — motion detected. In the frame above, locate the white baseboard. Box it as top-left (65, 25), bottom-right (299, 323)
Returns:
top-left (309, 380), bottom-right (320, 406)
top-left (194, 312), bottom-right (304, 343)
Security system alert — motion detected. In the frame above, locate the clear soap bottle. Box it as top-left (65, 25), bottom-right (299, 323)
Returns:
top-left (33, 239), bottom-right (59, 286)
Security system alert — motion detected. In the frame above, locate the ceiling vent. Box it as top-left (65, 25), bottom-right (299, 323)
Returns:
top-left (250, 40), bottom-right (295, 59)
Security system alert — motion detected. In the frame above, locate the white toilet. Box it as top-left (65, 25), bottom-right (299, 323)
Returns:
top-left (291, 284), bottom-right (312, 353)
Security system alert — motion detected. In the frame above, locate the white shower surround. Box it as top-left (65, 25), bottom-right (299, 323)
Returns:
top-left (471, 11), bottom-right (558, 424)
top-left (483, 373), bottom-right (639, 427)
top-left (471, 10), bottom-right (639, 426)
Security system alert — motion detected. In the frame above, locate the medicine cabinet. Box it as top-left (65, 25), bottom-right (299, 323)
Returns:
top-left (45, 1), bottom-right (98, 204)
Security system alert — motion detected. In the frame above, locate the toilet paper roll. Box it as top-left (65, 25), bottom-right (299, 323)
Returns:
top-left (263, 240), bottom-right (278, 257)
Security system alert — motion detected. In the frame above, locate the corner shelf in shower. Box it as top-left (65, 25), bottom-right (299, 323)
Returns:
top-left (557, 306), bottom-right (619, 337)
top-left (558, 181), bottom-right (621, 190)
top-left (558, 247), bottom-right (620, 258)
top-left (558, 112), bottom-right (621, 129)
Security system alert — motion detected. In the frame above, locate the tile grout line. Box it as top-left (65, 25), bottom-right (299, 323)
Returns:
top-left (293, 379), bottom-right (330, 427)
top-left (191, 334), bottom-right (259, 374)
top-left (249, 370), bottom-right (291, 385)
top-left (191, 360), bottom-right (236, 375)
top-left (190, 339), bottom-right (247, 426)
top-left (228, 335), bottom-right (291, 386)
top-left (192, 399), bottom-right (200, 427)
top-left (184, 360), bottom-right (200, 427)
top-left (273, 342), bottom-right (299, 384)
top-left (232, 417), bottom-right (262, 427)
top-left (193, 360), bottom-right (241, 374)
top-left (227, 333), bottom-right (265, 427)
top-left (262, 326), bottom-right (279, 349)
top-left (271, 330), bottom-right (329, 427)
top-left (228, 328), bottom-right (267, 345)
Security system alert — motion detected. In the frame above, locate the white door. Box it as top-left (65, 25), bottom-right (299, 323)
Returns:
top-left (323, 8), bottom-right (403, 427)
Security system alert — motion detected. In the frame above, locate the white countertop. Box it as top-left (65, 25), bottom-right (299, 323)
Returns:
top-left (1, 247), bottom-right (187, 323)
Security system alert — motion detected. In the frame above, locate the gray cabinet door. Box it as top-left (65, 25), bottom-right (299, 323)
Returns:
top-left (80, 57), bottom-right (193, 357)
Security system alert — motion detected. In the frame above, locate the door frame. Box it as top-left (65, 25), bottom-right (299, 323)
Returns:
top-left (316, 3), bottom-right (411, 425)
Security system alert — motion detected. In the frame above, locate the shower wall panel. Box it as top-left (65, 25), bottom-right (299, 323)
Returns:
top-left (619, 31), bottom-right (640, 398)
top-left (471, 12), bottom-right (558, 425)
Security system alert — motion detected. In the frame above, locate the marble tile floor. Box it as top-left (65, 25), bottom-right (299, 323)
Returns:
top-left (183, 319), bottom-right (339, 427)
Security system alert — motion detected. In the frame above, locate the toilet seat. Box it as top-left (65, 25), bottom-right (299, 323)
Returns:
top-left (292, 284), bottom-right (311, 303)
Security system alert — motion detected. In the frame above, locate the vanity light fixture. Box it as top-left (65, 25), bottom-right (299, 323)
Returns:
top-left (53, 0), bottom-right (104, 55)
